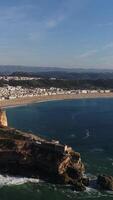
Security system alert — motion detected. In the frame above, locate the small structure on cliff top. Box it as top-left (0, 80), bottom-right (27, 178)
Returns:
top-left (0, 109), bottom-right (8, 127)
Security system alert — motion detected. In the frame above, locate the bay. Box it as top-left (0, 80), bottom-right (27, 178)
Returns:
top-left (0, 98), bottom-right (113, 200)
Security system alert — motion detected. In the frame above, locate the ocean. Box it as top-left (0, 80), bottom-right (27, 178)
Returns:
top-left (0, 98), bottom-right (113, 200)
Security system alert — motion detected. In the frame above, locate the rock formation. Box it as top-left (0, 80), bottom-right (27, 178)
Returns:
top-left (0, 109), bottom-right (8, 127)
top-left (97, 175), bottom-right (113, 191)
top-left (0, 110), bottom-right (87, 191)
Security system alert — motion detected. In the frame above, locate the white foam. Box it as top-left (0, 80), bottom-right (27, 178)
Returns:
top-left (69, 134), bottom-right (76, 138)
top-left (83, 129), bottom-right (90, 139)
top-left (106, 190), bottom-right (113, 195)
top-left (0, 174), bottom-right (40, 187)
top-left (85, 186), bottom-right (97, 193)
top-left (107, 157), bottom-right (113, 161)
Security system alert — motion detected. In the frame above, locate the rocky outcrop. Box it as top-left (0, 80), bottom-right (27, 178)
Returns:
top-left (0, 110), bottom-right (8, 127)
top-left (97, 175), bottom-right (113, 191)
top-left (0, 124), bottom-right (86, 191)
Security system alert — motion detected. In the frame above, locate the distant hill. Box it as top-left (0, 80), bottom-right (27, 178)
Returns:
top-left (0, 65), bottom-right (113, 73)
top-left (0, 65), bottom-right (113, 80)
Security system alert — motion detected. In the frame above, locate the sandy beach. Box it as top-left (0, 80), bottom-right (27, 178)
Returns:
top-left (0, 93), bottom-right (113, 108)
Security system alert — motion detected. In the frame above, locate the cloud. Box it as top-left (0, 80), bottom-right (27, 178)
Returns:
top-left (98, 22), bottom-right (113, 27)
top-left (0, 1), bottom-right (67, 44)
top-left (0, 5), bottom-right (34, 23)
top-left (45, 15), bottom-right (65, 29)
top-left (102, 42), bottom-right (113, 50)
top-left (77, 42), bottom-right (113, 59)
top-left (78, 49), bottom-right (98, 58)
top-left (28, 32), bottom-right (41, 41)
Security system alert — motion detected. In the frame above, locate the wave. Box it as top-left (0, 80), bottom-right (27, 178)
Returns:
top-left (90, 148), bottom-right (104, 153)
top-left (0, 174), bottom-right (40, 187)
top-left (69, 134), bottom-right (76, 138)
top-left (83, 129), bottom-right (90, 140)
top-left (107, 157), bottom-right (113, 161)
top-left (0, 174), bottom-right (113, 199)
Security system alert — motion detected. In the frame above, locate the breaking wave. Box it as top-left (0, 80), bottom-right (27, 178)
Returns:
top-left (0, 174), bottom-right (113, 199)
top-left (83, 129), bottom-right (90, 139)
top-left (0, 174), bottom-right (40, 187)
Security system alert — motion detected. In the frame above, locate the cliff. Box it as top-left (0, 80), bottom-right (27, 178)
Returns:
top-left (0, 110), bottom-right (87, 191)
top-left (0, 110), bottom-right (8, 127)
top-left (0, 126), bottom-right (87, 190)
top-left (0, 110), bottom-right (113, 191)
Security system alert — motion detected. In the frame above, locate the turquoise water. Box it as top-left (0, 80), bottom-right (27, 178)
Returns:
top-left (1, 98), bottom-right (113, 199)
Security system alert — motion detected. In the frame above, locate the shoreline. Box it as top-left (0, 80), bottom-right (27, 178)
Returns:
top-left (1, 93), bottom-right (113, 109)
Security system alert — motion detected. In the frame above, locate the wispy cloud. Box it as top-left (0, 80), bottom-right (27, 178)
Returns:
top-left (0, 3), bottom-right (64, 44)
top-left (0, 0), bottom-right (85, 43)
top-left (77, 42), bottom-right (113, 59)
top-left (102, 42), bottom-right (113, 50)
top-left (46, 15), bottom-right (65, 28)
top-left (0, 5), bottom-right (34, 23)
top-left (98, 22), bottom-right (113, 27)
top-left (78, 50), bottom-right (98, 58)
top-left (0, 2), bottom-right (67, 42)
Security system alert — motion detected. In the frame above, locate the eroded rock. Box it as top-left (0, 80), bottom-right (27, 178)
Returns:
top-left (0, 109), bottom-right (8, 127)
top-left (97, 175), bottom-right (113, 191)
top-left (0, 124), bottom-right (86, 191)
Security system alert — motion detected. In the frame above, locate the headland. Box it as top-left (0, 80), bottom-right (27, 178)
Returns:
top-left (0, 106), bottom-right (113, 191)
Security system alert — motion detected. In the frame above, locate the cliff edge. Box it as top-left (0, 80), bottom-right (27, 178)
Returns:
top-left (0, 109), bottom-right (87, 191)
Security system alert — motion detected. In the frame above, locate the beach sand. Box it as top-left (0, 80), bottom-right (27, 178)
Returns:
top-left (1, 93), bottom-right (113, 108)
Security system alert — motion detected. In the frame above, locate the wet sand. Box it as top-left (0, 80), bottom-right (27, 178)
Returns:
top-left (1, 93), bottom-right (113, 108)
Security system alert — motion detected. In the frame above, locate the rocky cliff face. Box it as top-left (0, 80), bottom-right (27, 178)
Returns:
top-left (0, 124), bottom-right (86, 190)
top-left (0, 110), bottom-right (8, 127)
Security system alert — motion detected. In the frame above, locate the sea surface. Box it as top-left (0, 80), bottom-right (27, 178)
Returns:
top-left (0, 98), bottom-right (113, 200)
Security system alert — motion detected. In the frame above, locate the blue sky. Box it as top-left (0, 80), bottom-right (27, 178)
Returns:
top-left (0, 0), bottom-right (113, 68)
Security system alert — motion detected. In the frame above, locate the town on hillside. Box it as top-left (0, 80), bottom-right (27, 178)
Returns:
top-left (0, 75), bottom-right (111, 100)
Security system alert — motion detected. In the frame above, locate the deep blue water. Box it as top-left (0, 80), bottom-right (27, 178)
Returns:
top-left (1, 98), bottom-right (113, 200)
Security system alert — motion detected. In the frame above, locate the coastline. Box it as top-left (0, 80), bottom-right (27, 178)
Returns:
top-left (1, 93), bottom-right (113, 109)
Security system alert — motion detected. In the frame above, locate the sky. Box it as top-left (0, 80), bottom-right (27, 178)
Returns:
top-left (0, 0), bottom-right (113, 68)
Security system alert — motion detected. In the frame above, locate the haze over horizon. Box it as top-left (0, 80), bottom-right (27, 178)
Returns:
top-left (0, 0), bottom-right (113, 69)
